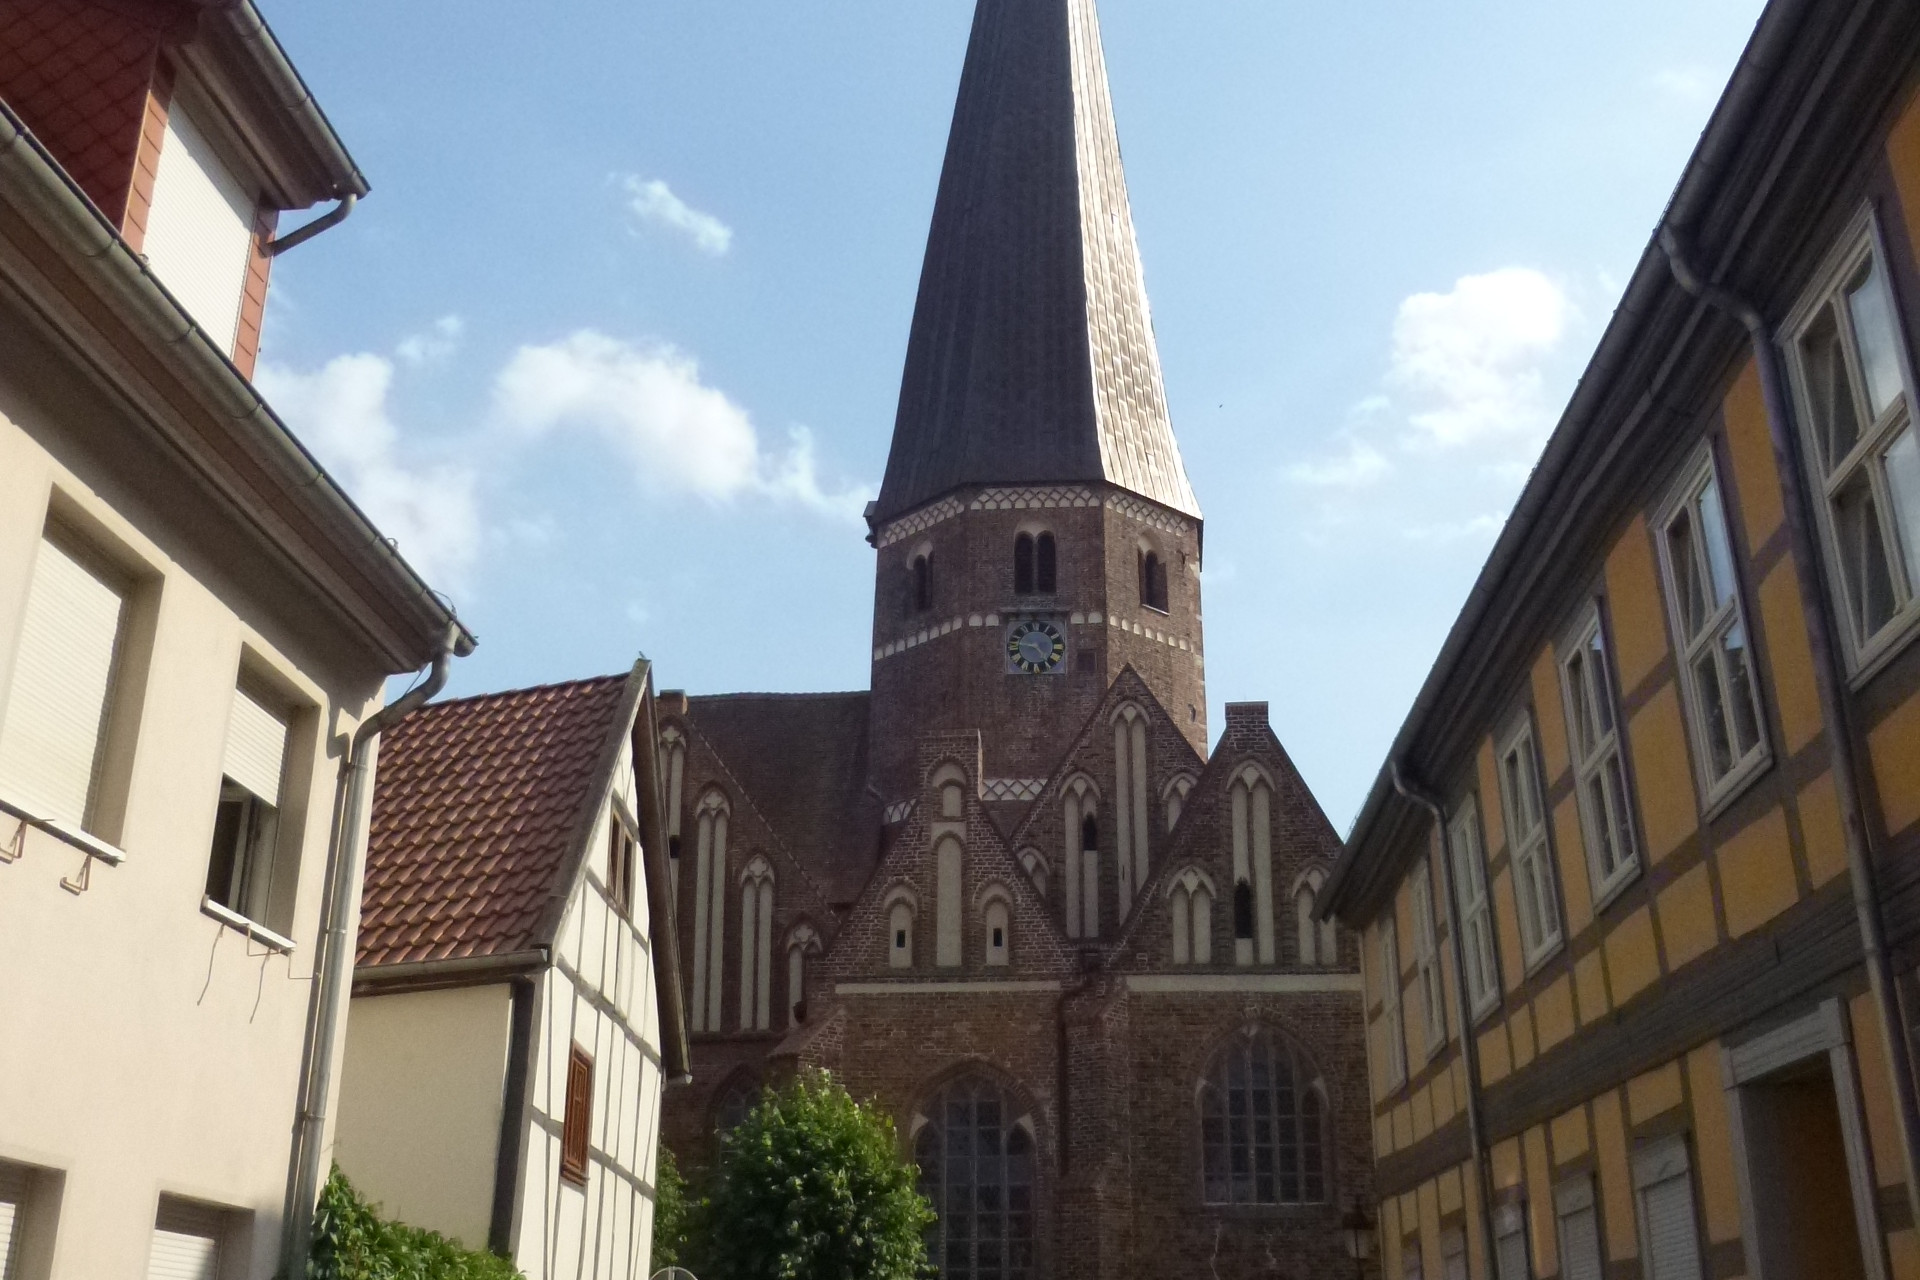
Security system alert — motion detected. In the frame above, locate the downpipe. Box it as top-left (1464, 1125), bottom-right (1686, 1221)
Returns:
top-left (279, 626), bottom-right (460, 1276)
top-left (1392, 763), bottom-right (1500, 1277)
top-left (1662, 225), bottom-right (1920, 1238)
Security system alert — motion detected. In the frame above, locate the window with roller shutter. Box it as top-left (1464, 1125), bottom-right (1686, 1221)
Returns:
top-left (1633, 1139), bottom-right (1704, 1280)
top-left (141, 96), bottom-right (259, 354)
top-left (204, 680), bottom-right (292, 926)
top-left (1554, 1178), bottom-right (1605, 1280)
top-left (0, 532), bottom-right (130, 833)
top-left (0, 1162), bottom-right (27, 1280)
top-left (1493, 1201), bottom-right (1532, 1280)
top-left (145, 1199), bottom-right (227, 1280)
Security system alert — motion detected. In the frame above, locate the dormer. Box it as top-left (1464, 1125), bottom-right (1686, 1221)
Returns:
top-left (0, 0), bottom-right (367, 377)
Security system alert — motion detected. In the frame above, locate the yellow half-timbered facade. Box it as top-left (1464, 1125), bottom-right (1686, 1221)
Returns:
top-left (1322, 2), bottom-right (1920, 1278)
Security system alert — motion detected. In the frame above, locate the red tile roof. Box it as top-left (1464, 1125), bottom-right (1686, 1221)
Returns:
top-left (358, 673), bottom-right (634, 969)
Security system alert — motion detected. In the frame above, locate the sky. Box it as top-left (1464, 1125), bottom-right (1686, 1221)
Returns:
top-left (255, 0), bottom-right (1767, 830)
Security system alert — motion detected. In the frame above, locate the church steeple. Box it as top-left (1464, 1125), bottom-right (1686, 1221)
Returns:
top-left (874, 0), bottom-right (1199, 528)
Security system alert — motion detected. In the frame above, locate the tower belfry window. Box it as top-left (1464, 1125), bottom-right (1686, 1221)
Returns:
top-left (1037, 533), bottom-right (1056, 593)
top-left (1015, 534), bottom-right (1035, 595)
top-left (1140, 551), bottom-right (1168, 613)
top-left (912, 554), bottom-right (932, 613)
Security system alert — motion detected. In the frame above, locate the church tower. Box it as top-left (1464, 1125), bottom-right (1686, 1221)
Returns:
top-left (865, 0), bottom-right (1206, 802)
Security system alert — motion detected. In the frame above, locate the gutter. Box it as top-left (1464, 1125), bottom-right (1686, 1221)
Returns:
top-left (207, 1), bottom-right (370, 202)
top-left (350, 948), bottom-right (549, 997)
top-left (280, 626), bottom-right (463, 1277)
top-left (0, 99), bottom-right (469, 670)
top-left (488, 974), bottom-right (539, 1257)
top-left (1662, 226), bottom-right (1920, 1244)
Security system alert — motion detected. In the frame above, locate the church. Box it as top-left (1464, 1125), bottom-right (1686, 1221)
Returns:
top-left (655, 0), bottom-right (1372, 1276)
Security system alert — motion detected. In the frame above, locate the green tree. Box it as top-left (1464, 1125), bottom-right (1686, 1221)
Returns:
top-left (702, 1070), bottom-right (934, 1280)
top-left (307, 1166), bottom-right (524, 1280)
top-left (652, 1143), bottom-right (702, 1271)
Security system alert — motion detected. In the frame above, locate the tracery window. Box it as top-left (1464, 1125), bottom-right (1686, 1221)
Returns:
top-left (1293, 868), bottom-right (1337, 966)
top-left (739, 856), bottom-right (775, 1031)
top-left (691, 791), bottom-right (730, 1032)
top-left (1200, 1028), bottom-right (1329, 1207)
top-left (1229, 767), bottom-right (1275, 965)
top-left (1169, 867), bottom-right (1214, 965)
top-left (1062, 777), bottom-right (1100, 939)
top-left (914, 1078), bottom-right (1035, 1280)
top-left (1111, 703), bottom-right (1150, 921)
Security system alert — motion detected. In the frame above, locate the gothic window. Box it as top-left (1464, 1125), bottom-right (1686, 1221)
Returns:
top-left (1111, 704), bottom-right (1149, 922)
top-left (1036, 533), bottom-right (1057, 593)
top-left (787, 923), bottom-right (820, 1027)
top-left (887, 886), bottom-right (918, 969)
top-left (715, 1075), bottom-right (760, 1138)
top-left (1293, 869), bottom-right (1338, 967)
top-left (1014, 534), bottom-right (1035, 595)
top-left (1200, 1028), bottom-right (1329, 1207)
top-left (982, 888), bottom-right (1011, 966)
top-left (1163, 774), bottom-right (1194, 833)
top-left (1062, 778), bottom-right (1100, 940)
top-left (1229, 766), bottom-right (1276, 965)
top-left (1139, 549), bottom-right (1169, 613)
top-left (914, 1079), bottom-right (1036, 1280)
top-left (691, 791), bottom-right (730, 1032)
top-left (913, 553), bottom-right (933, 614)
top-left (1017, 848), bottom-right (1048, 898)
top-left (739, 856), bottom-right (775, 1031)
top-left (1169, 867), bottom-right (1215, 965)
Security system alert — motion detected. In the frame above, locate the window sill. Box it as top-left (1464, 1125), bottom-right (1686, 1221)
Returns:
top-left (1589, 862), bottom-right (1642, 918)
top-left (1521, 937), bottom-right (1565, 982)
top-left (1847, 607), bottom-right (1920, 693)
top-left (201, 896), bottom-right (296, 953)
top-left (1141, 603), bottom-right (1171, 617)
top-left (1698, 751), bottom-right (1772, 827)
top-left (0, 796), bottom-right (126, 865)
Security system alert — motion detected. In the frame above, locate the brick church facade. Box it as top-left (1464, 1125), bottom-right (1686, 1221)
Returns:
top-left (656, 1), bottom-right (1373, 1275)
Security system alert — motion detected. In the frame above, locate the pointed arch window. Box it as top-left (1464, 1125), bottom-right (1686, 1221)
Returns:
top-left (1200, 1029), bottom-right (1329, 1206)
top-left (1169, 868), bottom-right (1215, 965)
top-left (691, 791), bottom-right (730, 1032)
top-left (914, 1079), bottom-right (1036, 1280)
top-left (1062, 778), bottom-right (1100, 940)
top-left (715, 1074), bottom-right (760, 1138)
top-left (1163, 774), bottom-right (1194, 833)
top-left (739, 856), bottom-right (775, 1031)
top-left (981, 886), bottom-right (1012, 966)
top-left (1229, 767), bottom-right (1276, 965)
top-left (1111, 704), bottom-right (1150, 923)
top-left (787, 923), bottom-right (820, 1028)
top-left (659, 725), bottom-right (686, 897)
top-left (913, 554), bottom-right (933, 613)
top-left (886, 886), bottom-right (918, 969)
top-left (1017, 848), bottom-right (1049, 899)
top-left (1293, 869), bottom-right (1338, 967)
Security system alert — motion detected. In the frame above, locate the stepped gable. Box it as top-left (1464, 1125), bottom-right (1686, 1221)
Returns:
top-left (358, 673), bottom-right (632, 968)
top-left (874, 0), bottom-right (1198, 526)
top-left (685, 692), bottom-right (879, 906)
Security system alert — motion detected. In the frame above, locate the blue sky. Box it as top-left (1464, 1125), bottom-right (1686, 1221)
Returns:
top-left (256, 0), bottom-right (1765, 828)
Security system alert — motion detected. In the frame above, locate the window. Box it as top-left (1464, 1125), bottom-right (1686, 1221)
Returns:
top-left (561, 1045), bottom-right (593, 1186)
top-left (1163, 774), bottom-right (1194, 832)
top-left (912, 554), bottom-right (933, 613)
top-left (888, 890), bottom-right (916, 968)
top-left (1063, 778), bottom-right (1099, 940)
top-left (1294, 870), bottom-right (1338, 966)
top-left (739, 857), bottom-right (774, 1030)
top-left (1200, 1028), bottom-right (1327, 1206)
top-left (0, 1162), bottom-right (26, 1280)
top-left (1018, 847), bottom-right (1048, 898)
top-left (1411, 861), bottom-right (1447, 1057)
top-left (915, 1079), bottom-right (1035, 1280)
top-left (1112, 705), bottom-right (1149, 921)
top-left (1139, 550), bottom-right (1169, 612)
top-left (143, 98), bottom-right (257, 351)
top-left (984, 895), bottom-right (1011, 966)
top-left (1632, 1139), bottom-right (1704, 1280)
top-left (1379, 920), bottom-right (1407, 1089)
top-left (1493, 1202), bottom-right (1532, 1280)
top-left (936, 835), bottom-right (963, 968)
top-left (1658, 455), bottom-right (1769, 804)
top-left (607, 817), bottom-right (637, 915)
top-left (1233, 881), bottom-right (1255, 943)
top-left (1403, 1249), bottom-right (1424, 1280)
top-left (691, 792), bottom-right (730, 1032)
top-left (715, 1077), bottom-right (758, 1136)
top-left (1015, 533), bottom-right (1035, 595)
top-left (1169, 867), bottom-right (1215, 965)
top-left (787, 925), bottom-right (818, 1027)
top-left (205, 680), bottom-right (292, 927)
top-left (1442, 1229), bottom-right (1468, 1280)
top-left (0, 530), bottom-right (130, 833)
top-left (1498, 721), bottom-right (1562, 966)
top-left (1229, 767), bottom-right (1275, 964)
top-left (660, 725), bottom-right (686, 895)
top-left (1561, 608), bottom-right (1639, 902)
top-left (1036, 532), bottom-right (1057, 593)
top-left (148, 1197), bottom-right (230, 1280)
top-left (1555, 1179), bottom-right (1604, 1280)
top-left (1447, 800), bottom-right (1499, 1018)
top-left (1787, 222), bottom-right (1920, 666)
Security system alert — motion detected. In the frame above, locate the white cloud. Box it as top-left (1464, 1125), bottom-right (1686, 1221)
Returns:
top-left (396, 315), bottom-right (464, 366)
top-left (1285, 438), bottom-right (1388, 489)
top-left (256, 354), bottom-right (482, 589)
top-left (624, 177), bottom-right (733, 256)
top-left (492, 330), bottom-right (871, 520)
top-left (1390, 267), bottom-right (1572, 450)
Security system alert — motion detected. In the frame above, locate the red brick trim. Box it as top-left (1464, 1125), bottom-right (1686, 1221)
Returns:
top-left (232, 203), bottom-right (275, 377)
top-left (120, 55), bottom-right (172, 253)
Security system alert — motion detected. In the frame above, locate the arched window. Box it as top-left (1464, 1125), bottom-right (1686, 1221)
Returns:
top-left (691, 791), bottom-right (730, 1032)
top-left (1229, 766), bottom-right (1276, 966)
top-left (1293, 869), bottom-right (1337, 966)
top-left (1017, 848), bottom-right (1048, 899)
top-left (1062, 778), bottom-right (1100, 940)
top-left (982, 889), bottom-right (1011, 966)
top-left (914, 1079), bottom-right (1036, 1280)
top-left (887, 886), bottom-right (918, 969)
top-left (1036, 533), bottom-right (1057, 594)
top-left (660, 725), bottom-right (686, 895)
top-left (1163, 774), bottom-right (1194, 833)
top-left (739, 856), bottom-right (775, 1031)
top-left (715, 1075), bottom-right (759, 1138)
top-left (787, 923), bottom-right (820, 1027)
top-left (1111, 704), bottom-right (1150, 922)
top-left (1139, 549), bottom-right (1168, 612)
top-left (913, 554), bottom-right (933, 613)
top-left (1200, 1029), bottom-right (1329, 1206)
top-left (1014, 534), bottom-right (1035, 595)
top-left (1168, 868), bottom-right (1215, 966)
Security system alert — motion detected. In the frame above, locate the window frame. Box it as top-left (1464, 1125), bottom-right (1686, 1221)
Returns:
top-left (1783, 206), bottom-right (1920, 680)
top-left (1447, 795), bottom-right (1501, 1022)
top-left (1554, 1176), bottom-right (1606, 1280)
top-left (1653, 444), bottom-right (1773, 812)
top-left (1198, 1028), bottom-right (1329, 1208)
top-left (1496, 715), bottom-right (1563, 971)
top-left (561, 1043), bottom-right (594, 1187)
top-left (1557, 601), bottom-right (1642, 911)
top-left (1630, 1136), bottom-right (1705, 1280)
top-left (1378, 918), bottom-right (1407, 1091)
top-left (1411, 856), bottom-right (1448, 1060)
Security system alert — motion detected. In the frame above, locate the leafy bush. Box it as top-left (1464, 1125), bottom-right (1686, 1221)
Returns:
top-left (308, 1166), bottom-right (525, 1280)
top-left (651, 1143), bottom-right (701, 1270)
top-left (700, 1070), bottom-right (934, 1280)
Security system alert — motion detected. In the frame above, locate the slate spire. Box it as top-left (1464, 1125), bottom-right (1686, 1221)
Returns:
top-left (873, 0), bottom-right (1199, 526)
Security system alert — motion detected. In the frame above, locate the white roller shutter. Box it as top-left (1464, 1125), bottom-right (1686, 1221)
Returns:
top-left (223, 685), bottom-right (287, 805)
top-left (1495, 1230), bottom-right (1530, 1280)
top-left (0, 536), bottom-right (127, 827)
top-left (0, 1163), bottom-right (27, 1280)
top-left (142, 98), bottom-right (256, 351)
top-left (1640, 1175), bottom-right (1703, 1280)
top-left (1555, 1178), bottom-right (1603, 1280)
top-left (147, 1202), bottom-right (224, 1280)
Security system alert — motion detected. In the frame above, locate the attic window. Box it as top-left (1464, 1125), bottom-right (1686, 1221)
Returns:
top-left (608, 820), bottom-right (637, 915)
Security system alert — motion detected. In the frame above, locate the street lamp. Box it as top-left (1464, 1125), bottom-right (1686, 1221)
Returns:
top-left (1342, 1198), bottom-right (1375, 1280)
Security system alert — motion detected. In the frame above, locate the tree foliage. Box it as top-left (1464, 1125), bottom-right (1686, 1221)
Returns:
top-left (698, 1071), bottom-right (934, 1280)
top-left (651, 1143), bottom-right (700, 1270)
top-left (308, 1166), bottom-right (525, 1280)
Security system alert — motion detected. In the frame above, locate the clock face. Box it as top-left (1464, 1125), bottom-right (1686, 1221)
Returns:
top-left (1006, 619), bottom-right (1067, 674)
